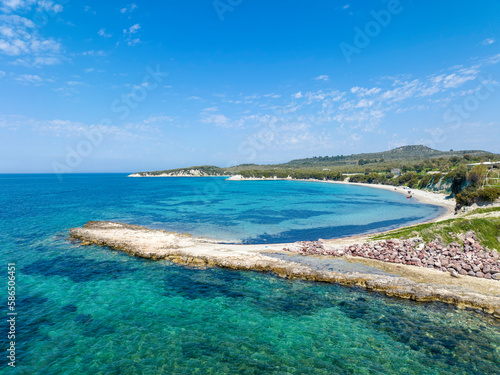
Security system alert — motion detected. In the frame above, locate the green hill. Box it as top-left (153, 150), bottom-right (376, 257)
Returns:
top-left (132, 145), bottom-right (498, 176)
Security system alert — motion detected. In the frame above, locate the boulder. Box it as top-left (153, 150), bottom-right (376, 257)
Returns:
top-left (449, 270), bottom-right (459, 278)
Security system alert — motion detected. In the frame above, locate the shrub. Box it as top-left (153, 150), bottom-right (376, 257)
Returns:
top-left (418, 174), bottom-right (433, 189)
top-left (478, 187), bottom-right (500, 202)
top-left (455, 189), bottom-right (479, 207)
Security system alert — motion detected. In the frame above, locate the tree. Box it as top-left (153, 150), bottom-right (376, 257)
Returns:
top-left (450, 165), bottom-right (467, 195)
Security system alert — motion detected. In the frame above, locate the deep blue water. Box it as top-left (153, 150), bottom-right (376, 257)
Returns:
top-left (0, 174), bottom-right (498, 374)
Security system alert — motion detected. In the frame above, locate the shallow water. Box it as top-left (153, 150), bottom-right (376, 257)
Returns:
top-left (0, 174), bottom-right (498, 374)
top-left (0, 173), bottom-right (442, 244)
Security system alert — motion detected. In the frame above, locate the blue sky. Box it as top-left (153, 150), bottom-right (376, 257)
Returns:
top-left (1, 0), bottom-right (499, 173)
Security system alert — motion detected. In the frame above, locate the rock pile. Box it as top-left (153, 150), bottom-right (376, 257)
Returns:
top-left (283, 232), bottom-right (500, 280)
top-left (290, 241), bottom-right (326, 255)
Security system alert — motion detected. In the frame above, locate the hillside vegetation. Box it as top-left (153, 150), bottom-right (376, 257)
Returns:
top-left (371, 208), bottom-right (500, 252)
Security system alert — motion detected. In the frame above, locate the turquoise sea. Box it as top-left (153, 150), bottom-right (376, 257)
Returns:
top-left (0, 174), bottom-right (499, 374)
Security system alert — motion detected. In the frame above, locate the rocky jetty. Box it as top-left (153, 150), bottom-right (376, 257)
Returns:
top-left (70, 221), bottom-right (500, 320)
top-left (284, 232), bottom-right (500, 281)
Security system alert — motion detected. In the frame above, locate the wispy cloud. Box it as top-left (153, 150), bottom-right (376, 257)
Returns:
top-left (81, 50), bottom-right (106, 57)
top-left (142, 115), bottom-right (173, 124)
top-left (124, 23), bottom-right (141, 35)
top-left (0, 14), bottom-right (63, 66)
top-left (123, 23), bottom-right (141, 46)
top-left (120, 3), bottom-right (137, 14)
top-left (15, 73), bottom-right (50, 84)
top-left (98, 28), bottom-right (112, 38)
top-left (197, 53), bottom-right (500, 143)
top-left (201, 113), bottom-right (243, 128)
top-left (350, 87), bottom-right (381, 96)
top-left (481, 38), bottom-right (496, 46)
top-left (314, 74), bottom-right (329, 81)
top-left (0, 114), bottom-right (156, 140)
top-left (1, 0), bottom-right (63, 13)
top-left (66, 80), bottom-right (83, 86)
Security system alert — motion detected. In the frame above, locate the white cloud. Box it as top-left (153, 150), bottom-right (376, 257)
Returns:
top-left (441, 67), bottom-right (479, 88)
top-left (355, 99), bottom-right (374, 108)
top-left (82, 50), bottom-right (106, 56)
top-left (0, 14), bottom-right (62, 65)
top-left (142, 115), bottom-right (173, 124)
top-left (98, 28), bottom-right (112, 38)
top-left (350, 86), bottom-right (381, 96)
top-left (120, 3), bottom-right (137, 13)
top-left (124, 23), bottom-right (141, 35)
top-left (191, 53), bottom-right (500, 151)
top-left (123, 24), bottom-right (141, 46)
top-left (127, 38), bottom-right (140, 46)
top-left (1, 0), bottom-right (63, 13)
top-left (314, 74), bottom-right (329, 81)
top-left (481, 38), bottom-right (496, 46)
top-left (0, 70), bottom-right (5, 78)
top-left (0, 114), bottom-right (163, 142)
top-left (15, 74), bottom-right (43, 84)
top-left (380, 79), bottom-right (420, 102)
top-left (201, 113), bottom-right (242, 128)
top-left (32, 56), bottom-right (60, 65)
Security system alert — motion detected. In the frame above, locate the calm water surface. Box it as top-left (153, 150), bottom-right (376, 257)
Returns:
top-left (0, 174), bottom-right (498, 374)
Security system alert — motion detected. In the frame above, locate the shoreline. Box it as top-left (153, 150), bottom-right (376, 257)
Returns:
top-left (128, 174), bottom-right (457, 237)
top-left (70, 221), bottom-right (500, 320)
top-left (226, 176), bottom-right (457, 228)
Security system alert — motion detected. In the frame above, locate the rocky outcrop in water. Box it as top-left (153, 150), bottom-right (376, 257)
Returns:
top-left (283, 232), bottom-right (500, 280)
top-left (70, 221), bottom-right (500, 320)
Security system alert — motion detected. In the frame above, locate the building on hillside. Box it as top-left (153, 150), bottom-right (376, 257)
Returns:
top-left (391, 168), bottom-right (402, 176)
top-left (466, 161), bottom-right (500, 170)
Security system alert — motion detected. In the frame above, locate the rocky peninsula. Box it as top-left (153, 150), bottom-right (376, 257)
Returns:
top-left (70, 221), bottom-right (500, 320)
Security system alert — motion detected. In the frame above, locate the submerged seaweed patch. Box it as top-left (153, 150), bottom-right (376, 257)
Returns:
top-left (336, 292), bottom-right (500, 372)
top-left (22, 255), bottom-right (137, 282)
top-left (162, 267), bottom-right (247, 300)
